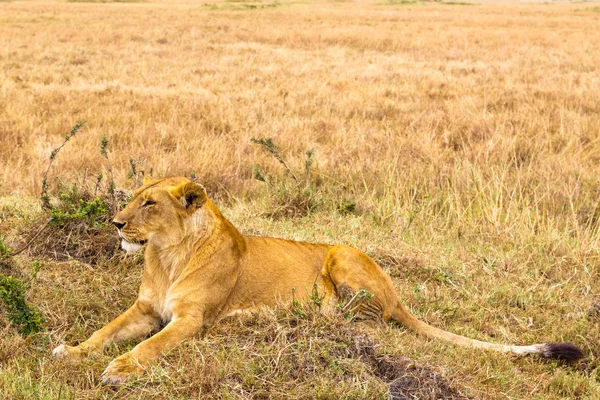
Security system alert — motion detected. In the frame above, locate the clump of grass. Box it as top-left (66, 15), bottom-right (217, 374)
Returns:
top-left (0, 236), bottom-right (14, 278)
top-left (250, 138), bottom-right (359, 220)
top-left (337, 200), bottom-right (357, 215)
top-left (126, 157), bottom-right (148, 188)
top-left (0, 275), bottom-right (46, 336)
top-left (23, 125), bottom-right (127, 264)
top-left (0, 225), bottom-right (46, 338)
top-left (30, 193), bottom-right (120, 263)
top-left (49, 185), bottom-right (111, 229)
top-left (251, 137), bottom-right (324, 219)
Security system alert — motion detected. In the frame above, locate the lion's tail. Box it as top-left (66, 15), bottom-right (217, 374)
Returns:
top-left (391, 302), bottom-right (583, 361)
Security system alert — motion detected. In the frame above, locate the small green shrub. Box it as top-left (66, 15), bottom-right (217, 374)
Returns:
top-left (49, 184), bottom-right (111, 228)
top-left (0, 235), bottom-right (10, 259)
top-left (22, 124), bottom-right (132, 264)
top-left (337, 201), bottom-right (356, 215)
top-left (29, 179), bottom-right (124, 263)
top-left (0, 275), bottom-right (46, 336)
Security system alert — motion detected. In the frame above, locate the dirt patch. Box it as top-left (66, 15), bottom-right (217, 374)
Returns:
top-left (352, 334), bottom-right (470, 400)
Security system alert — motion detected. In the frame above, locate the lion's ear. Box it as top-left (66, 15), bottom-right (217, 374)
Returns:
top-left (171, 182), bottom-right (207, 212)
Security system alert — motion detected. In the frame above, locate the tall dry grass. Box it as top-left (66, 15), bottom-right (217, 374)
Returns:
top-left (2, 1), bottom-right (599, 239)
top-left (1, 0), bottom-right (600, 398)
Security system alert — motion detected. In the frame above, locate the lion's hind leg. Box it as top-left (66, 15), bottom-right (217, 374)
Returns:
top-left (321, 245), bottom-right (399, 323)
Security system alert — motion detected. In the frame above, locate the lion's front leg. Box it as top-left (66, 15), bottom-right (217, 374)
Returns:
top-left (100, 313), bottom-right (203, 385)
top-left (53, 300), bottom-right (160, 360)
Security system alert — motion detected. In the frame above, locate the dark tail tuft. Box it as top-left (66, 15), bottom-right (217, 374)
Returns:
top-left (540, 343), bottom-right (584, 361)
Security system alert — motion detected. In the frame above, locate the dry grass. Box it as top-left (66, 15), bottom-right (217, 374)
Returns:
top-left (1, 0), bottom-right (600, 398)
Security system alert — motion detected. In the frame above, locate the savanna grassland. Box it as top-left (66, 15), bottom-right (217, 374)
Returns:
top-left (1, 0), bottom-right (600, 398)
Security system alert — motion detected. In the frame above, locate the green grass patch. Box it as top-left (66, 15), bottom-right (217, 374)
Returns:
top-left (0, 236), bottom-right (10, 259)
top-left (0, 275), bottom-right (46, 336)
top-left (0, 365), bottom-right (71, 400)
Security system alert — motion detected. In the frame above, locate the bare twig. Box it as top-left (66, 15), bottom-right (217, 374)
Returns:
top-left (251, 137), bottom-right (299, 183)
top-left (8, 219), bottom-right (51, 257)
top-left (40, 121), bottom-right (85, 210)
top-left (100, 136), bottom-right (118, 215)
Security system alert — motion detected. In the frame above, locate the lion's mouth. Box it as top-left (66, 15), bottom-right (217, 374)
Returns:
top-left (121, 239), bottom-right (147, 254)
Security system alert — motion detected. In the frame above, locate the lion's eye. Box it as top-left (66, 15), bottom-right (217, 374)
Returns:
top-left (142, 200), bottom-right (156, 208)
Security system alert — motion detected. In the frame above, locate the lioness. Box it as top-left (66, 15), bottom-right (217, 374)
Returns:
top-left (52, 177), bottom-right (583, 384)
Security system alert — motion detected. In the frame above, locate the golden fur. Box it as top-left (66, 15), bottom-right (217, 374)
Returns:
top-left (52, 177), bottom-right (583, 385)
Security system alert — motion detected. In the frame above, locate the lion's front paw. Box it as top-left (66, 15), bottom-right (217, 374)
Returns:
top-left (52, 344), bottom-right (83, 360)
top-left (100, 353), bottom-right (144, 386)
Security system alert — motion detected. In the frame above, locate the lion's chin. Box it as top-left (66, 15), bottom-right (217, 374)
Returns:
top-left (121, 240), bottom-right (146, 254)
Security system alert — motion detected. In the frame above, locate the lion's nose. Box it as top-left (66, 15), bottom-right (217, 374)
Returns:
top-left (113, 220), bottom-right (126, 230)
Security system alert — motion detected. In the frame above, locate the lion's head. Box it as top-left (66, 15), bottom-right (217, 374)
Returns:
top-left (113, 177), bottom-right (207, 253)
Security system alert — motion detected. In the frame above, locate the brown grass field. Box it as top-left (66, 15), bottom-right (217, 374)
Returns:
top-left (1, 0), bottom-right (600, 398)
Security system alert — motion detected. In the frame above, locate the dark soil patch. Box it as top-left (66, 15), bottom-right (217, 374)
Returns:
top-left (352, 334), bottom-right (470, 400)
